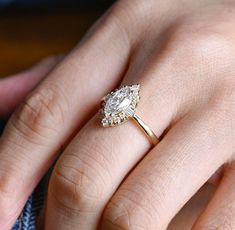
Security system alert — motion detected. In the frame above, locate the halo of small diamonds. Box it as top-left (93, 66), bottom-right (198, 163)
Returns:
top-left (100, 84), bottom-right (140, 127)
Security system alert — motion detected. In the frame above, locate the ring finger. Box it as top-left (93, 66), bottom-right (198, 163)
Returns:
top-left (45, 63), bottom-right (177, 229)
top-left (45, 36), bottom-right (200, 229)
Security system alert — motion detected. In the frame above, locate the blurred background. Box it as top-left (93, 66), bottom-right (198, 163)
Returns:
top-left (0, 0), bottom-right (112, 77)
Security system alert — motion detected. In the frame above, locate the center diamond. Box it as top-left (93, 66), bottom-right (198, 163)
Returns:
top-left (104, 87), bottom-right (132, 115)
top-left (100, 84), bottom-right (140, 127)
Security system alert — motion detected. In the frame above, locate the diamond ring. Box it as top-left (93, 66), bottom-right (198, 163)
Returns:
top-left (100, 84), bottom-right (159, 146)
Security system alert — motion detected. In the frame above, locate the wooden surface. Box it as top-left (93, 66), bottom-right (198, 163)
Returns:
top-left (0, 9), bottom-right (103, 77)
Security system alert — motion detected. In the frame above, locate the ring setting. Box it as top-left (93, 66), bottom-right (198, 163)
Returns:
top-left (100, 84), bottom-right (140, 127)
top-left (100, 84), bottom-right (159, 146)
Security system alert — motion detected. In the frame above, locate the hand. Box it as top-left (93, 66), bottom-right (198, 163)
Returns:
top-left (1, 0), bottom-right (235, 229)
top-left (0, 56), bottom-right (62, 118)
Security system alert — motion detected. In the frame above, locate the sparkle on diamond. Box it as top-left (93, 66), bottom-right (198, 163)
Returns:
top-left (104, 87), bottom-right (132, 115)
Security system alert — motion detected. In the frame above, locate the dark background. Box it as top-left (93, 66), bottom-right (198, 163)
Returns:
top-left (0, 0), bottom-right (113, 8)
top-left (0, 0), bottom-right (113, 77)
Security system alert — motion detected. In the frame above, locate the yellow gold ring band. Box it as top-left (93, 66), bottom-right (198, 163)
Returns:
top-left (100, 84), bottom-right (159, 146)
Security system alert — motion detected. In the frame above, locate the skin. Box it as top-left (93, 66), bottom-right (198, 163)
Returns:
top-left (0, 59), bottom-right (215, 230)
top-left (0, 0), bottom-right (235, 229)
top-left (0, 56), bottom-right (62, 118)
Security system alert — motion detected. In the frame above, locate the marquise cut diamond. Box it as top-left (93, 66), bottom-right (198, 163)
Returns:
top-left (104, 87), bottom-right (132, 115)
top-left (100, 84), bottom-right (140, 127)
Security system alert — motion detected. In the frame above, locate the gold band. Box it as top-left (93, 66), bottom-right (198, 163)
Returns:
top-left (132, 114), bottom-right (159, 146)
top-left (100, 84), bottom-right (159, 147)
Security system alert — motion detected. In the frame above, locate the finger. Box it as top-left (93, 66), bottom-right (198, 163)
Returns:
top-left (45, 114), bottom-right (166, 229)
top-left (101, 105), bottom-right (233, 230)
top-left (43, 18), bottom-right (233, 229)
top-left (0, 10), bottom-right (132, 230)
top-left (168, 184), bottom-right (215, 230)
top-left (45, 59), bottom-right (179, 229)
top-left (0, 56), bottom-right (62, 118)
top-left (193, 163), bottom-right (235, 229)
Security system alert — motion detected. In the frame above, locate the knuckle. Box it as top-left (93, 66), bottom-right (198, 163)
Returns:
top-left (50, 152), bottom-right (107, 212)
top-left (10, 85), bottom-right (67, 143)
top-left (170, 17), bottom-right (235, 68)
top-left (102, 187), bottom-right (158, 230)
top-left (103, 198), bottom-right (135, 230)
top-left (109, 0), bottom-right (155, 45)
